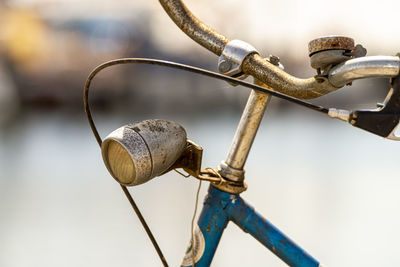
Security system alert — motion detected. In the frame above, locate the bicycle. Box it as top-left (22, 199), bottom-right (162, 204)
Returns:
top-left (84, 0), bottom-right (400, 266)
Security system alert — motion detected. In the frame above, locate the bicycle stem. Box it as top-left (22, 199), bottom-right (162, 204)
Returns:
top-left (217, 83), bottom-right (271, 183)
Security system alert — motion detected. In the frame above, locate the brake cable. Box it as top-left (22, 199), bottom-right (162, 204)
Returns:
top-left (84, 58), bottom-right (332, 267)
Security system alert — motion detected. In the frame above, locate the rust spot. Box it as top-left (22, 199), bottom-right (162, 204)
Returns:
top-left (145, 120), bottom-right (166, 132)
top-left (280, 239), bottom-right (286, 245)
top-left (308, 36), bottom-right (354, 56)
top-left (206, 221), bottom-right (212, 233)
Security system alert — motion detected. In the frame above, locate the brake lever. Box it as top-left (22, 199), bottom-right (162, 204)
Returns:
top-left (349, 75), bottom-right (400, 140)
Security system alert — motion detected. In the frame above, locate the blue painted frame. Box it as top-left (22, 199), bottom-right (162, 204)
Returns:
top-left (182, 185), bottom-right (321, 267)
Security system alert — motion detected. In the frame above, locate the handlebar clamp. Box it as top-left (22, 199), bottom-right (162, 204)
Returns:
top-left (217, 40), bottom-right (259, 83)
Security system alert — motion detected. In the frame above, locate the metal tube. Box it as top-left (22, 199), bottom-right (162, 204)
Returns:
top-left (329, 56), bottom-right (400, 87)
top-left (242, 54), bottom-right (339, 99)
top-left (228, 193), bottom-right (321, 267)
top-left (223, 90), bottom-right (270, 176)
top-left (181, 185), bottom-right (230, 266)
top-left (159, 0), bottom-right (230, 56)
top-left (159, 0), bottom-right (341, 99)
top-left (185, 186), bottom-right (322, 266)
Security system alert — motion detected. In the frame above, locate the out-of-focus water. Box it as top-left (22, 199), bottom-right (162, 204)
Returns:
top-left (1, 107), bottom-right (400, 267)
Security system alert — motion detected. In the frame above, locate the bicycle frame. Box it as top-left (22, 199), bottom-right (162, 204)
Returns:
top-left (85, 1), bottom-right (400, 266)
top-left (158, 0), bottom-right (400, 266)
top-left (182, 186), bottom-right (321, 267)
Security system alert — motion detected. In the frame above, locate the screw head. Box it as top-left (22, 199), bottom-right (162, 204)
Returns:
top-left (268, 55), bottom-right (280, 66)
top-left (218, 60), bottom-right (232, 73)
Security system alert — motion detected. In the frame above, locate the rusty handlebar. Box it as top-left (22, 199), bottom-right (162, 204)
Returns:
top-left (159, 0), bottom-right (342, 99)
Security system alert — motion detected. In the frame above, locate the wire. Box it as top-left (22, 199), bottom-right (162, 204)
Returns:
top-left (84, 58), bottom-right (329, 128)
top-left (120, 185), bottom-right (169, 267)
top-left (83, 57), bottom-right (330, 267)
top-left (191, 180), bottom-right (202, 267)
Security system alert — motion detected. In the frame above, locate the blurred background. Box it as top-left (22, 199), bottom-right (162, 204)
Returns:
top-left (1, 0), bottom-right (400, 266)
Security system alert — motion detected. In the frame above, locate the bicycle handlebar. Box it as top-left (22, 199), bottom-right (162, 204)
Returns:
top-left (159, 0), bottom-right (400, 99)
top-left (159, 0), bottom-right (229, 56)
top-left (329, 56), bottom-right (400, 87)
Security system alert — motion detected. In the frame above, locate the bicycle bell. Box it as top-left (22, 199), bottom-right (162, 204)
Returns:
top-left (308, 36), bottom-right (366, 74)
top-left (101, 119), bottom-right (187, 186)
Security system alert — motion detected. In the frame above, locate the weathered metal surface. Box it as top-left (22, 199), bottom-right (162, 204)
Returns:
top-left (181, 185), bottom-right (322, 266)
top-left (328, 55), bottom-right (400, 87)
top-left (242, 54), bottom-right (340, 98)
top-left (168, 139), bottom-right (203, 177)
top-left (211, 178), bottom-right (248, 194)
top-left (102, 120), bottom-right (187, 186)
top-left (160, 0), bottom-right (343, 99)
top-left (130, 120), bottom-right (187, 178)
top-left (102, 126), bottom-right (152, 186)
top-left (310, 49), bottom-right (350, 70)
top-left (218, 39), bottom-right (259, 78)
top-left (221, 86), bottom-right (270, 181)
top-left (159, 0), bottom-right (230, 56)
top-left (308, 36), bottom-right (355, 56)
top-left (181, 185), bottom-right (230, 266)
top-left (227, 187), bottom-right (321, 267)
top-left (196, 168), bottom-right (248, 194)
top-left (346, 44), bottom-right (367, 58)
top-left (217, 161), bottom-right (245, 182)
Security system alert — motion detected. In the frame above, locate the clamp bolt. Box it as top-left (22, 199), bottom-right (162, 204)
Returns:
top-left (218, 59), bottom-right (232, 73)
top-left (268, 55), bottom-right (280, 66)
